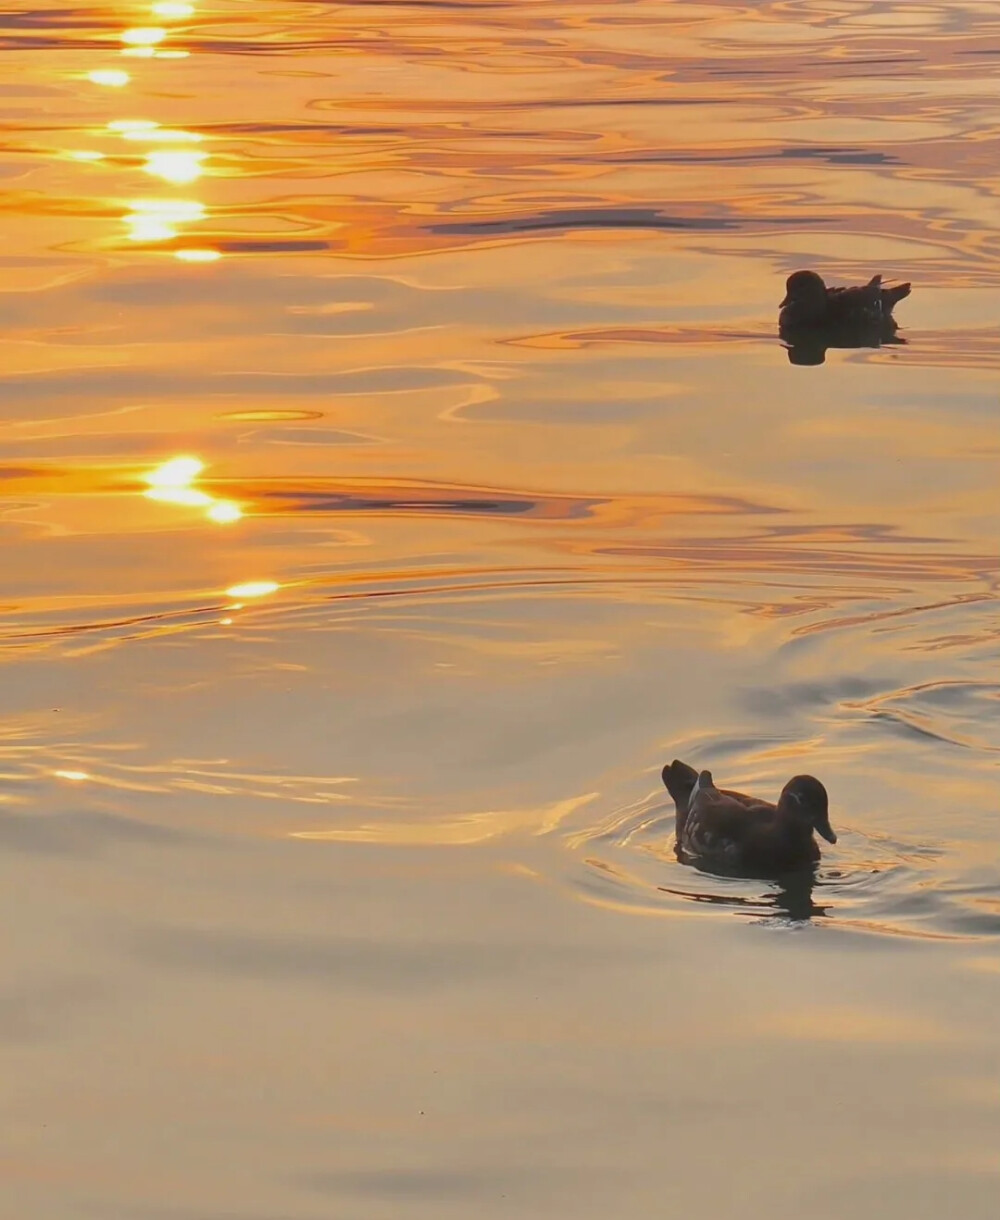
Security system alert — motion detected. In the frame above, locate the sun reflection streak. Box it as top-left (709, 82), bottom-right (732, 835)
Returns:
top-left (124, 198), bottom-right (205, 243)
top-left (143, 458), bottom-right (243, 525)
top-left (80, 0), bottom-right (210, 259)
top-left (174, 248), bottom-right (221, 262)
top-left (143, 148), bottom-right (207, 185)
top-left (83, 2), bottom-right (210, 258)
top-left (146, 455), bottom-right (203, 486)
top-left (87, 68), bottom-right (130, 87)
top-left (118, 127), bottom-right (204, 144)
top-left (226, 582), bottom-right (279, 599)
top-left (122, 27), bottom-right (167, 46)
top-left (207, 501), bottom-right (242, 523)
top-left (105, 117), bottom-right (210, 200)
top-left (108, 119), bottom-right (160, 134)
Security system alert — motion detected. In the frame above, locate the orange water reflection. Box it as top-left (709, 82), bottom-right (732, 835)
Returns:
top-left (4, 4), bottom-right (1000, 1217)
top-left (5, 0), bottom-right (987, 884)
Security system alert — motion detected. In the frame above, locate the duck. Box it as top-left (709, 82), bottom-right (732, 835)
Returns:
top-left (661, 759), bottom-right (836, 876)
top-left (779, 269), bottom-right (910, 331)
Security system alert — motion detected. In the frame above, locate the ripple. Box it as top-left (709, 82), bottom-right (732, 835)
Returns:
top-left (426, 206), bottom-right (749, 237)
top-left (565, 792), bottom-right (1000, 942)
top-left (850, 681), bottom-right (1000, 753)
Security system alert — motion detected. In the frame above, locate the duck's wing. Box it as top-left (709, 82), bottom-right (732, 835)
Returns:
top-left (682, 788), bottom-right (759, 856)
top-left (827, 275), bottom-right (883, 317)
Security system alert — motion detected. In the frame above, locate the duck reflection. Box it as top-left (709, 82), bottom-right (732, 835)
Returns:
top-left (781, 317), bottom-right (907, 365)
top-left (660, 869), bottom-right (830, 923)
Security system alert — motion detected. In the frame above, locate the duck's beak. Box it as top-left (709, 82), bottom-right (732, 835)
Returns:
top-left (780, 293), bottom-right (791, 308)
top-left (816, 817), bottom-right (837, 845)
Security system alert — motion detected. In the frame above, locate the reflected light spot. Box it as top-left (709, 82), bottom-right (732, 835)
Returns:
top-left (87, 69), bottom-right (130, 87)
top-left (54, 770), bottom-right (89, 782)
top-left (122, 26), bottom-right (166, 44)
top-left (146, 456), bottom-right (204, 488)
top-left (129, 199), bottom-right (204, 220)
top-left (127, 218), bottom-right (176, 242)
top-left (219, 617), bottom-right (233, 626)
top-left (207, 501), bottom-right (242, 524)
top-left (69, 150), bottom-right (105, 162)
top-left (226, 581), bottom-right (279, 599)
top-left (122, 46), bottom-right (157, 57)
top-left (152, 0), bottom-right (194, 15)
top-left (144, 458), bottom-right (244, 526)
top-left (108, 119), bottom-right (159, 134)
top-left (154, 50), bottom-right (190, 59)
top-left (124, 198), bottom-right (204, 242)
top-left (144, 149), bottom-right (206, 185)
top-left (120, 128), bottom-right (202, 143)
top-left (175, 248), bottom-right (221, 263)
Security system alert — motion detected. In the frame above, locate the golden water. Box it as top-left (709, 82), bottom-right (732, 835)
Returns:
top-left (2, 2), bottom-right (999, 1216)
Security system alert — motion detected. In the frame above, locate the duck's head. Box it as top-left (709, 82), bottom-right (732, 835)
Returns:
top-left (779, 774), bottom-right (836, 844)
top-left (781, 269), bottom-right (827, 314)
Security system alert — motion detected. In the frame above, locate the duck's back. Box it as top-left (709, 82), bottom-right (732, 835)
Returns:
top-left (679, 790), bottom-right (774, 860)
top-left (679, 791), bottom-right (818, 874)
top-left (826, 277), bottom-right (883, 321)
top-left (664, 760), bottom-right (771, 840)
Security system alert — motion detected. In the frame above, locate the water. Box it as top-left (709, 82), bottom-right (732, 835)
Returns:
top-left (2, 2), bottom-right (999, 1216)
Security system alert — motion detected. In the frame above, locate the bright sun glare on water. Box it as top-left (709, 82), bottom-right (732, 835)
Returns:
top-left (225, 582), bottom-right (280, 599)
top-left (143, 457), bottom-right (243, 524)
top-left (87, 69), bottom-right (130, 87)
top-left (124, 198), bottom-right (205, 242)
top-left (174, 248), bottom-right (221, 262)
top-left (122, 27), bottom-right (167, 46)
top-left (144, 149), bottom-right (207, 185)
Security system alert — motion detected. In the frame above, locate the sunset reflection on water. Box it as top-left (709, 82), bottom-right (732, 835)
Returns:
top-left (2, 1), bottom-right (1000, 1218)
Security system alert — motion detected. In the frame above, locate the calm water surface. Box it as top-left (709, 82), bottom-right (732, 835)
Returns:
top-left (2, 2), bottom-right (999, 1216)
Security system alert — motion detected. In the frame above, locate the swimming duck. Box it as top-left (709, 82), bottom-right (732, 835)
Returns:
top-left (661, 759), bottom-right (836, 875)
top-left (779, 269), bottom-right (910, 330)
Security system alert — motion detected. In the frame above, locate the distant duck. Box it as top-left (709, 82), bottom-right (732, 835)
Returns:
top-left (661, 758), bottom-right (836, 875)
top-left (779, 269), bottom-right (911, 330)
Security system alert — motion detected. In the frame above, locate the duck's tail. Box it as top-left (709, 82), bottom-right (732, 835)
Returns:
top-left (882, 282), bottom-right (911, 314)
top-left (662, 759), bottom-right (698, 812)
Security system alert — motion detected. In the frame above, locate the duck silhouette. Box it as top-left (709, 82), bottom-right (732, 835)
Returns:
top-left (779, 270), bottom-right (911, 365)
top-left (661, 759), bottom-right (836, 877)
